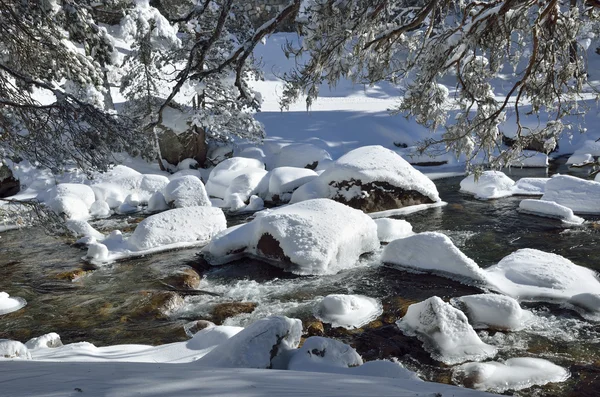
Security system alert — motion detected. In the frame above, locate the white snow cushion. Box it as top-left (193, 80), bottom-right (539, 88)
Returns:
top-left (511, 178), bottom-right (549, 195)
top-left (205, 157), bottom-right (265, 199)
top-left (272, 143), bottom-right (332, 169)
top-left (265, 167), bottom-right (318, 198)
top-left (451, 294), bottom-right (533, 330)
top-left (0, 292), bottom-right (27, 315)
top-left (314, 294), bottom-right (382, 329)
top-left (397, 296), bottom-right (497, 365)
top-left (204, 199), bottom-right (379, 275)
top-left (453, 358), bottom-right (569, 392)
top-left (46, 195), bottom-right (90, 220)
top-left (541, 175), bottom-right (600, 214)
top-left (566, 153), bottom-right (594, 166)
top-left (382, 232), bottom-right (487, 284)
top-left (25, 333), bottom-right (63, 350)
top-left (163, 175), bottom-right (210, 208)
top-left (37, 183), bottom-right (96, 209)
top-left (0, 340), bottom-right (31, 359)
top-left (287, 336), bottom-right (363, 371)
top-left (460, 171), bottom-right (515, 200)
top-left (224, 169), bottom-right (269, 210)
top-left (519, 199), bottom-right (584, 224)
top-left (374, 218), bottom-right (414, 242)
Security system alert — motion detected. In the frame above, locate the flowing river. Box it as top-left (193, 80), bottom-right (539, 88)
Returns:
top-left (1, 159), bottom-right (599, 396)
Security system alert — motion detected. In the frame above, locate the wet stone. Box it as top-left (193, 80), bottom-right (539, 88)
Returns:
top-left (211, 302), bottom-right (257, 325)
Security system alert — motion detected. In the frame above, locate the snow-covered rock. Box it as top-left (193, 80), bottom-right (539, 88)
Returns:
top-left (314, 294), bottom-right (382, 329)
top-left (197, 316), bottom-right (302, 369)
top-left (568, 293), bottom-right (600, 320)
top-left (451, 294), bottom-right (533, 331)
top-left (25, 333), bottom-right (63, 350)
top-left (163, 175), bottom-right (210, 208)
top-left (566, 153), bottom-right (595, 166)
top-left (203, 199), bottom-right (379, 275)
top-left (205, 158), bottom-right (265, 199)
top-left (261, 167), bottom-right (318, 203)
top-left (382, 232), bottom-right (487, 284)
top-left (46, 195), bottom-right (90, 220)
top-left (397, 297), bottom-right (497, 365)
top-left (485, 249), bottom-right (600, 301)
top-left (224, 169), bottom-right (268, 210)
top-left (90, 183), bottom-right (128, 209)
top-left (541, 175), bottom-right (600, 214)
top-left (0, 340), bottom-right (30, 359)
top-left (374, 218), bottom-right (413, 242)
top-left (290, 146), bottom-right (440, 213)
top-left (0, 292), bottom-right (26, 315)
top-left (90, 170), bottom-right (170, 209)
top-left (65, 220), bottom-right (105, 239)
top-left (37, 183), bottom-right (96, 209)
top-left (511, 178), bottom-right (549, 195)
top-left (272, 143), bottom-right (332, 170)
top-left (89, 200), bottom-right (111, 217)
top-left (453, 358), bottom-right (569, 392)
top-left (519, 199), bottom-right (585, 224)
top-left (287, 336), bottom-right (363, 370)
top-left (508, 151), bottom-right (549, 168)
top-left (147, 192), bottom-right (169, 212)
top-left (460, 171), bottom-right (515, 200)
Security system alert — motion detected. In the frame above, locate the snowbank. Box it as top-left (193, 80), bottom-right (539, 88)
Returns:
top-left (0, 292), bottom-right (27, 315)
top-left (382, 232), bottom-right (487, 284)
top-left (397, 297), bottom-right (497, 365)
top-left (204, 199), bottom-right (379, 275)
top-left (86, 206), bottom-right (226, 263)
top-left (374, 218), bottom-right (414, 242)
top-left (314, 294), bottom-right (382, 329)
top-left (508, 151), bottom-right (549, 168)
top-left (566, 153), bottom-right (595, 166)
top-left (460, 171), bottom-right (515, 200)
top-left (519, 199), bottom-right (585, 224)
top-left (205, 158), bottom-right (265, 199)
top-left (541, 175), bottom-right (600, 214)
top-left (163, 175), bottom-right (211, 208)
top-left (511, 178), bottom-right (549, 195)
top-left (453, 358), bottom-right (569, 392)
top-left (451, 294), bottom-right (533, 331)
top-left (485, 248), bottom-right (600, 302)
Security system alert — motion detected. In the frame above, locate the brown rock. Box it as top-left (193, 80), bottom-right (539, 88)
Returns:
top-left (185, 320), bottom-right (216, 336)
top-left (212, 302), bottom-right (257, 324)
top-left (55, 269), bottom-right (91, 281)
top-left (134, 291), bottom-right (184, 320)
top-left (305, 320), bottom-right (325, 337)
top-left (256, 233), bottom-right (292, 264)
top-left (165, 268), bottom-right (201, 290)
top-left (0, 164), bottom-right (20, 198)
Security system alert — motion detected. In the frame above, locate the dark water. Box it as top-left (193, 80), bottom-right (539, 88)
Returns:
top-left (1, 160), bottom-right (599, 396)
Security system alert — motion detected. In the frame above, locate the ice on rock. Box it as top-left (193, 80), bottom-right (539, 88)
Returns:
top-left (147, 191), bottom-right (169, 212)
top-left (25, 333), bottom-right (63, 350)
top-left (451, 294), bottom-right (533, 331)
top-left (460, 171), bottom-right (515, 200)
top-left (485, 248), bottom-right (600, 302)
top-left (224, 169), bottom-right (268, 210)
top-left (374, 218), bottom-right (414, 242)
top-left (65, 220), bottom-right (105, 240)
top-left (204, 199), bottom-right (379, 275)
top-left (272, 143), bottom-right (332, 170)
top-left (519, 199), bottom-right (584, 224)
top-left (0, 292), bottom-right (27, 315)
top-left (453, 358), bottom-right (569, 392)
top-left (397, 297), bottom-right (497, 365)
top-left (126, 207), bottom-right (226, 251)
top-left (382, 232), bottom-right (488, 284)
top-left (287, 336), bottom-right (363, 370)
top-left (163, 176), bottom-right (210, 208)
top-left (541, 175), bottom-right (600, 214)
top-left (314, 294), bottom-right (383, 329)
top-left (197, 316), bottom-right (302, 369)
top-left (205, 157), bottom-right (265, 199)
top-left (512, 178), bottom-right (549, 195)
top-left (37, 183), bottom-right (96, 209)
top-left (0, 340), bottom-right (31, 359)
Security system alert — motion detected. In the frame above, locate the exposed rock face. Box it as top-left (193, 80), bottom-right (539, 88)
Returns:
top-left (0, 164), bottom-right (20, 198)
top-left (330, 179), bottom-right (435, 213)
top-left (256, 233), bottom-right (293, 264)
top-left (159, 127), bottom-right (207, 167)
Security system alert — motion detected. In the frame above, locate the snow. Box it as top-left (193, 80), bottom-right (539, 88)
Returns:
top-left (519, 199), bottom-right (585, 224)
top-left (507, 151), bottom-right (549, 168)
top-left (453, 358), bottom-right (569, 392)
top-left (460, 171), bottom-right (515, 200)
top-left (147, 191), bottom-right (169, 212)
top-left (86, 206), bottom-right (227, 263)
top-left (224, 169), bottom-right (269, 210)
top-left (541, 175), bottom-right (600, 214)
top-left (451, 294), bottom-right (534, 330)
top-left (204, 199), bottom-right (379, 275)
top-left (271, 143), bottom-right (332, 169)
top-left (263, 167), bottom-right (318, 201)
top-left (205, 157), bottom-right (265, 199)
top-left (46, 195), bottom-right (91, 220)
top-left (37, 183), bottom-right (96, 209)
top-left (397, 297), bottom-right (497, 365)
top-left (65, 219), bottom-right (105, 239)
top-left (288, 335), bottom-right (362, 368)
top-left (89, 200), bottom-right (111, 217)
top-left (566, 152), bottom-right (595, 166)
top-left (568, 293), bottom-right (600, 320)
top-left (0, 340), bottom-right (30, 359)
top-left (314, 294), bottom-right (383, 329)
top-left (374, 218), bottom-right (414, 242)
top-left (0, 292), bottom-right (27, 315)
top-left (25, 333), bottom-right (62, 350)
top-left (163, 175), bottom-right (211, 208)
top-left (197, 316), bottom-right (302, 369)
top-left (485, 248), bottom-right (600, 302)
top-left (512, 177), bottom-right (549, 195)
top-left (381, 232), bottom-right (488, 284)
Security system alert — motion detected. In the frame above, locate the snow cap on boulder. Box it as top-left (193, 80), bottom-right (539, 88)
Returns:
top-left (314, 294), bottom-right (382, 329)
top-left (205, 157), bottom-right (265, 199)
top-left (460, 171), bottom-right (515, 200)
top-left (163, 175), bottom-right (210, 208)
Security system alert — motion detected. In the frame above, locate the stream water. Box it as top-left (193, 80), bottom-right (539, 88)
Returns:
top-left (1, 159), bottom-right (599, 396)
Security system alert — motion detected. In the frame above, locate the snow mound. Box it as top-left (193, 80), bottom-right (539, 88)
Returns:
top-left (204, 199), bottom-right (379, 275)
top-left (272, 143), bottom-right (332, 169)
top-left (262, 167), bottom-right (318, 202)
top-left (25, 333), bottom-right (62, 350)
top-left (451, 294), bottom-right (533, 330)
top-left (197, 316), bottom-right (302, 369)
top-left (397, 297), bottom-right (497, 365)
top-left (460, 171), bottom-right (515, 200)
top-left (89, 200), bottom-right (111, 217)
top-left (288, 336), bottom-right (362, 369)
top-left (568, 293), bottom-right (600, 320)
top-left (541, 175), bottom-right (600, 214)
top-left (290, 146), bottom-right (440, 210)
top-left (519, 199), bottom-right (584, 224)
top-left (0, 340), bottom-right (30, 359)
top-left (566, 153), bottom-right (594, 166)
top-left (65, 220), bottom-right (104, 239)
top-left (485, 248), bottom-right (600, 302)
top-left (147, 192), bottom-right (169, 212)
top-left (163, 175), bottom-right (210, 208)
top-left (374, 218), bottom-right (414, 242)
top-left (511, 178), bottom-right (549, 195)
top-left (382, 232), bottom-right (487, 284)
top-left (86, 207), bottom-right (226, 263)
top-left (508, 151), bottom-right (548, 168)
top-left (0, 292), bottom-right (27, 315)
top-left (205, 157), bottom-right (265, 199)
top-left (314, 294), bottom-right (382, 329)
top-left (37, 183), bottom-right (95, 209)
top-left (224, 169), bottom-right (268, 211)
top-left (453, 358), bottom-right (569, 392)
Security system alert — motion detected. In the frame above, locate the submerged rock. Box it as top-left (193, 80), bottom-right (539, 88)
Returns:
top-left (212, 302), bottom-right (257, 325)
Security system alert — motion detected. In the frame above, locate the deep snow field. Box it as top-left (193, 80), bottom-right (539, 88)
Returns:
top-left (2, 29), bottom-right (600, 397)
